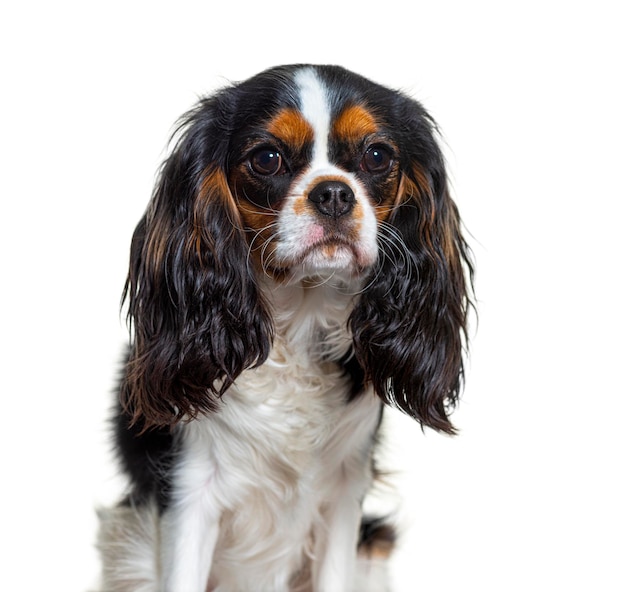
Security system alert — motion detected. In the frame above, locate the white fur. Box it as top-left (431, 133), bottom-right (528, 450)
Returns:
top-left (295, 68), bottom-right (331, 169)
top-left (97, 503), bottom-right (159, 592)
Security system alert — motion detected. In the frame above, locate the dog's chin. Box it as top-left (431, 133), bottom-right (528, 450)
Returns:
top-left (303, 243), bottom-right (359, 271)
top-left (271, 241), bottom-right (376, 284)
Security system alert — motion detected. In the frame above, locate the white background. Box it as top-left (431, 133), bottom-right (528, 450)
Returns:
top-left (1, 1), bottom-right (624, 590)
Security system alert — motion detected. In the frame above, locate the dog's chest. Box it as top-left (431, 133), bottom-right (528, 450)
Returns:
top-left (174, 345), bottom-right (380, 587)
top-left (201, 346), bottom-right (359, 486)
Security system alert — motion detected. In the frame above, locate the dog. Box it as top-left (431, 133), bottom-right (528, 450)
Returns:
top-left (97, 64), bottom-right (473, 592)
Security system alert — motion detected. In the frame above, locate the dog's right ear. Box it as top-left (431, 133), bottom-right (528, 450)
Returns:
top-left (121, 95), bottom-right (273, 430)
top-left (350, 98), bottom-right (474, 434)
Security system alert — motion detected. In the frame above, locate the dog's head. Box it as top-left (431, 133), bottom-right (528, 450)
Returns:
top-left (123, 65), bottom-right (473, 433)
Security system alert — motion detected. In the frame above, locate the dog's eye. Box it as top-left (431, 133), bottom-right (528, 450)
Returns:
top-left (250, 148), bottom-right (286, 176)
top-left (361, 145), bottom-right (393, 174)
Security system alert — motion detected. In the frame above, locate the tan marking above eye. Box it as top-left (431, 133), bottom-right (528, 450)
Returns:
top-left (331, 104), bottom-right (379, 143)
top-left (266, 108), bottom-right (314, 152)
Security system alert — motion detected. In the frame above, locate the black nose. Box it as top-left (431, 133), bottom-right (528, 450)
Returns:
top-left (308, 180), bottom-right (355, 218)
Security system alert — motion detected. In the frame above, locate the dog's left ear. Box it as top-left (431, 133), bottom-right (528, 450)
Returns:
top-left (121, 94), bottom-right (274, 430)
top-left (350, 105), bottom-right (474, 434)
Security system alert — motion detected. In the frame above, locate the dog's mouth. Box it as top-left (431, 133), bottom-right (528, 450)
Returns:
top-left (276, 234), bottom-right (376, 280)
top-left (301, 239), bottom-right (357, 267)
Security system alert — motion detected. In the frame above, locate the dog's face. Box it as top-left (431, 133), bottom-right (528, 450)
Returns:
top-left (227, 68), bottom-right (402, 281)
top-left (123, 65), bottom-right (473, 433)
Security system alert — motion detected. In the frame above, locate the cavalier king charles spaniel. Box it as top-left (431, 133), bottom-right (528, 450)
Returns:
top-left (98, 64), bottom-right (473, 592)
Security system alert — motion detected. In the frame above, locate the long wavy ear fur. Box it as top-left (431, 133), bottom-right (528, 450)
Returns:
top-left (350, 105), bottom-right (473, 434)
top-left (121, 96), bottom-right (273, 429)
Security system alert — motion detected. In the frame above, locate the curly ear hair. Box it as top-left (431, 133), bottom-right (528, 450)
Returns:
top-left (350, 104), bottom-right (473, 434)
top-left (121, 96), bottom-right (273, 429)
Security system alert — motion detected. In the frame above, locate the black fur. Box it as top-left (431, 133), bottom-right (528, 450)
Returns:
top-left (120, 91), bottom-right (275, 429)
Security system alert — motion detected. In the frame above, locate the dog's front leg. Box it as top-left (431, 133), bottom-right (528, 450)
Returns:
top-left (315, 489), bottom-right (362, 592)
top-left (159, 467), bottom-right (221, 592)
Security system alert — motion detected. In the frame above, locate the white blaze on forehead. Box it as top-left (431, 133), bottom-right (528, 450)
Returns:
top-left (295, 68), bottom-right (332, 168)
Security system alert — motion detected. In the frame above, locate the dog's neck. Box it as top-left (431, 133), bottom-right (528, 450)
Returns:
top-left (259, 274), bottom-right (363, 363)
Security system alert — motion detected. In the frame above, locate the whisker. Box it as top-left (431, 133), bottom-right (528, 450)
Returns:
top-left (244, 221), bottom-right (280, 276)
